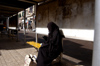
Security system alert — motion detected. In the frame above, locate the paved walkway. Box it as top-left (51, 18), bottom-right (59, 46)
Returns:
top-left (0, 30), bottom-right (93, 66)
top-left (0, 35), bottom-right (38, 66)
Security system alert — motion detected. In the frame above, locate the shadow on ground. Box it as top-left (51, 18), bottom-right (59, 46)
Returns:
top-left (63, 40), bottom-right (93, 66)
top-left (0, 31), bottom-right (93, 66)
top-left (0, 33), bottom-right (45, 50)
top-left (0, 36), bottom-right (34, 50)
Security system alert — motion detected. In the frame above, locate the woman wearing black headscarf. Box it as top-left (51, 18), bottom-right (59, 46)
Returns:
top-left (36, 22), bottom-right (63, 66)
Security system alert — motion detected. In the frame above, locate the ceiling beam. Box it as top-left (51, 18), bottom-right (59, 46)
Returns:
top-left (19, 0), bottom-right (38, 4)
top-left (33, 0), bottom-right (48, 3)
top-left (0, 0), bottom-right (39, 17)
top-left (0, 10), bottom-right (17, 14)
top-left (0, 12), bottom-right (15, 15)
top-left (0, 13), bottom-right (14, 17)
top-left (0, 8), bottom-right (21, 13)
top-left (0, 5), bottom-right (23, 11)
top-left (0, 0), bottom-right (34, 9)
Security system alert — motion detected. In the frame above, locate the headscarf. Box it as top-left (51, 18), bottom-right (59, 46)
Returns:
top-left (47, 22), bottom-right (59, 38)
top-left (47, 22), bottom-right (59, 33)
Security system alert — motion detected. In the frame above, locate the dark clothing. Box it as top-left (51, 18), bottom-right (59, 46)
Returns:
top-left (36, 22), bottom-right (63, 66)
top-left (0, 25), bottom-right (4, 32)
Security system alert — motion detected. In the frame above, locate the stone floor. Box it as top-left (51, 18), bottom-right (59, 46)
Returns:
top-left (0, 30), bottom-right (93, 66)
top-left (0, 35), bottom-right (38, 66)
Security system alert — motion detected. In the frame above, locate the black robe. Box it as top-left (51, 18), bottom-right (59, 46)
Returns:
top-left (36, 22), bottom-right (63, 66)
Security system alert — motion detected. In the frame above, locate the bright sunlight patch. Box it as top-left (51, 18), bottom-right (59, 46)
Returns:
top-left (26, 41), bottom-right (41, 49)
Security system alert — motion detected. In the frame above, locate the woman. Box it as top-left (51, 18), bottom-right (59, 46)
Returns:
top-left (36, 22), bottom-right (63, 66)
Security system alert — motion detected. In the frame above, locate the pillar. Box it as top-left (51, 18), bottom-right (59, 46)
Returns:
top-left (92, 0), bottom-right (100, 66)
top-left (24, 9), bottom-right (26, 44)
top-left (6, 17), bottom-right (9, 32)
top-left (16, 14), bottom-right (19, 42)
top-left (34, 4), bottom-right (38, 43)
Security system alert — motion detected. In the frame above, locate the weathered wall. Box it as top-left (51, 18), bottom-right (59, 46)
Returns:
top-left (36, 0), bottom-right (95, 41)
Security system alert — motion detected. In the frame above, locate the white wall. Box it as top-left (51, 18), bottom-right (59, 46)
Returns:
top-left (36, 28), bottom-right (94, 41)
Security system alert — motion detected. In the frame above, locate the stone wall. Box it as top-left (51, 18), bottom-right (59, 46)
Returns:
top-left (36, 0), bottom-right (95, 41)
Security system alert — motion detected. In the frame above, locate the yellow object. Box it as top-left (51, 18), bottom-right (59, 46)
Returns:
top-left (3, 27), bottom-right (6, 29)
top-left (26, 41), bottom-right (41, 49)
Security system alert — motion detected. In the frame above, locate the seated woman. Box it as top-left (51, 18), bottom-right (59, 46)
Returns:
top-left (36, 22), bottom-right (63, 66)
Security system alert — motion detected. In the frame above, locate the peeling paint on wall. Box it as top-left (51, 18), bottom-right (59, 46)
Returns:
top-left (36, 0), bottom-right (95, 41)
top-left (36, 0), bottom-right (94, 29)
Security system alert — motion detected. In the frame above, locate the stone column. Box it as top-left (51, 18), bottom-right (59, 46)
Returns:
top-left (92, 0), bottom-right (100, 66)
